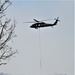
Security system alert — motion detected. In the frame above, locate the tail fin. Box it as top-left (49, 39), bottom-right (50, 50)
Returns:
top-left (53, 17), bottom-right (60, 25)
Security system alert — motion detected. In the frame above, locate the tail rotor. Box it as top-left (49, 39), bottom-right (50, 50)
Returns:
top-left (54, 17), bottom-right (60, 22)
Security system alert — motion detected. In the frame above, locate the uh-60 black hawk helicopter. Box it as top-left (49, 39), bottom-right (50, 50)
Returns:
top-left (24, 17), bottom-right (60, 29)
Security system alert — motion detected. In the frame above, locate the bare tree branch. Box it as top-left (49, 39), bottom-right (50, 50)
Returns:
top-left (0, 0), bottom-right (11, 13)
top-left (0, 0), bottom-right (17, 65)
top-left (0, 63), bottom-right (7, 65)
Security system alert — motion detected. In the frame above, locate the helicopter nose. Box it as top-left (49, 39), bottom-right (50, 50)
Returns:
top-left (30, 25), bottom-right (33, 28)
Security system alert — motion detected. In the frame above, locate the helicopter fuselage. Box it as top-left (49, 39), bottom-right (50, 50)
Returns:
top-left (30, 17), bottom-right (59, 29)
top-left (30, 22), bottom-right (57, 29)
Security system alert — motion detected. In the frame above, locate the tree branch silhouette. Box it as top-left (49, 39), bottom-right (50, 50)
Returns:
top-left (0, 0), bottom-right (17, 65)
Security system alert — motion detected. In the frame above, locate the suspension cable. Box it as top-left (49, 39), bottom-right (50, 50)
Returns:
top-left (39, 28), bottom-right (42, 75)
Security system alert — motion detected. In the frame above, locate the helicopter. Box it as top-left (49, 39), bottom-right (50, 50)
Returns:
top-left (24, 17), bottom-right (60, 29)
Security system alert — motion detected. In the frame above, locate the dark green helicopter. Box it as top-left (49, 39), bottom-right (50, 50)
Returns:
top-left (24, 17), bottom-right (60, 29)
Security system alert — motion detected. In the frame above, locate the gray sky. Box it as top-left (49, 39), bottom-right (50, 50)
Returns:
top-left (0, 0), bottom-right (74, 75)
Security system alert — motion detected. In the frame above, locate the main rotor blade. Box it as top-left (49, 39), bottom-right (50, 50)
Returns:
top-left (33, 19), bottom-right (39, 22)
top-left (23, 18), bottom-right (53, 23)
top-left (40, 19), bottom-right (53, 21)
top-left (23, 21), bottom-right (35, 23)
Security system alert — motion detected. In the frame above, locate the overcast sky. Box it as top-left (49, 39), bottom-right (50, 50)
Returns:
top-left (0, 0), bottom-right (74, 75)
